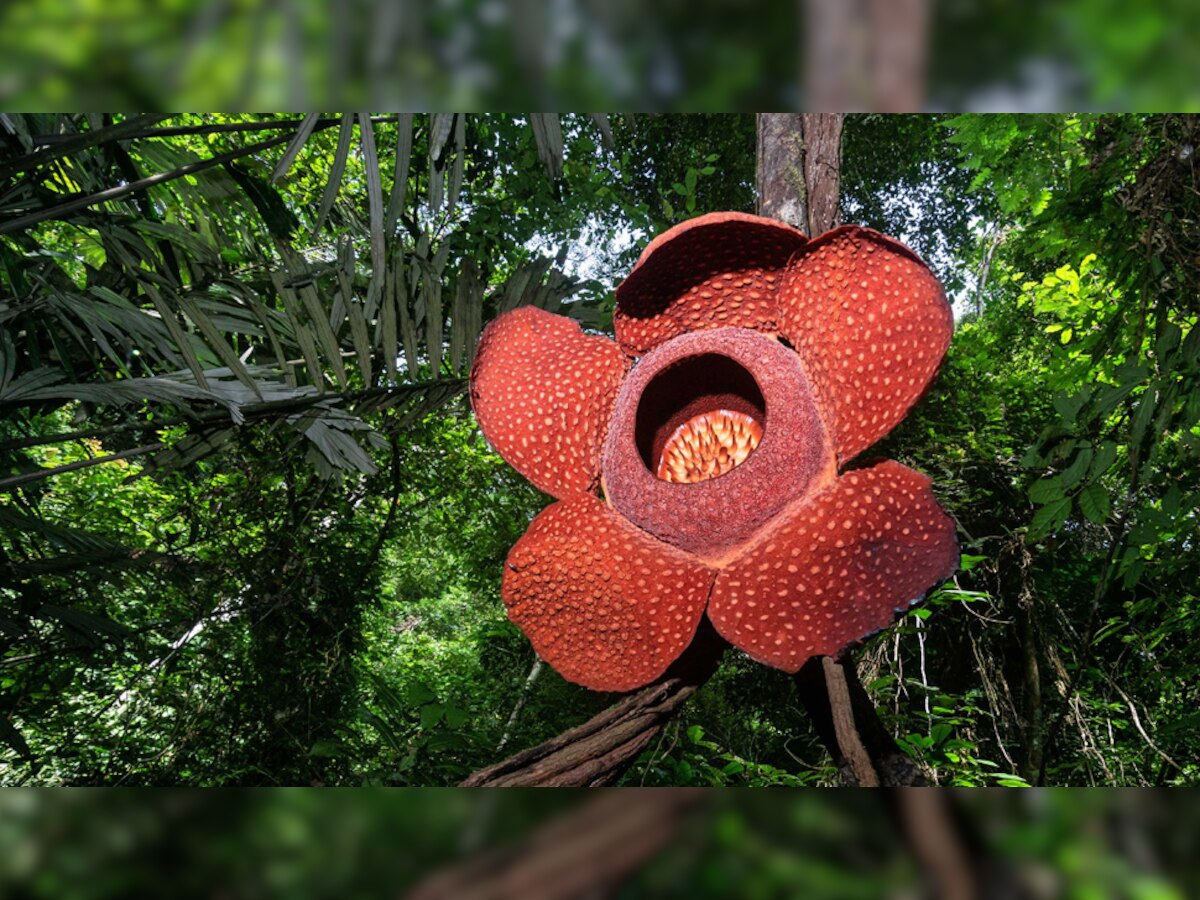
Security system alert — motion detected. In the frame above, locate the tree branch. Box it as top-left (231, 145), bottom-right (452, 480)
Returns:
top-left (407, 791), bottom-right (706, 900)
top-left (460, 622), bottom-right (726, 787)
top-left (795, 653), bottom-right (926, 786)
top-left (821, 655), bottom-right (880, 786)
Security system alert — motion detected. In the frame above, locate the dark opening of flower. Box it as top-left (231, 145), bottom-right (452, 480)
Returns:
top-left (634, 353), bottom-right (765, 483)
top-left (471, 212), bottom-right (959, 692)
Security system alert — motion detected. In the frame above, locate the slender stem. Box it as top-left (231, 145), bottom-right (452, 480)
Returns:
top-left (822, 656), bottom-right (880, 786)
top-left (0, 379), bottom-right (468, 453)
top-left (0, 114), bottom-right (174, 182)
top-left (1, 130), bottom-right (301, 235)
top-left (0, 443), bottom-right (164, 491)
top-left (497, 657), bottom-right (545, 753)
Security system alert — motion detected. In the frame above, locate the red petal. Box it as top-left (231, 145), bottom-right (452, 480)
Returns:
top-left (777, 226), bottom-right (952, 464)
top-left (708, 461), bottom-right (958, 673)
top-left (614, 212), bottom-right (807, 356)
top-left (503, 495), bottom-right (715, 692)
top-left (471, 307), bottom-right (629, 499)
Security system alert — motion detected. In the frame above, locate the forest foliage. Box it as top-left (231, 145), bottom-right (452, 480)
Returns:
top-left (1, 113), bottom-right (1198, 786)
top-left (3, 3), bottom-right (1198, 109)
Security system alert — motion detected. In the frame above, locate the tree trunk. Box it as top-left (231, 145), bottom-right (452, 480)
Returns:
top-left (757, 113), bottom-right (842, 236)
top-left (804, 0), bottom-right (930, 111)
top-left (757, 113), bottom-right (807, 228)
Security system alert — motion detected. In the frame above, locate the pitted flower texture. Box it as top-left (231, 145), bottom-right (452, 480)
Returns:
top-left (471, 212), bottom-right (959, 692)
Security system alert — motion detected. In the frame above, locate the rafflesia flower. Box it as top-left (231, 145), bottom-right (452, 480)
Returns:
top-left (471, 212), bottom-right (959, 692)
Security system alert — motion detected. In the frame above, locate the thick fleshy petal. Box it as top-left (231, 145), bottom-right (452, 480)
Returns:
top-left (613, 212), bottom-right (807, 356)
top-left (471, 306), bottom-right (630, 499)
top-left (708, 461), bottom-right (958, 673)
top-left (502, 495), bottom-right (715, 692)
top-left (777, 226), bottom-right (952, 464)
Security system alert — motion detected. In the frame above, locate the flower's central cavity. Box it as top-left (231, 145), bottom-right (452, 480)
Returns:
top-left (657, 409), bottom-right (763, 483)
top-left (633, 353), bottom-right (767, 484)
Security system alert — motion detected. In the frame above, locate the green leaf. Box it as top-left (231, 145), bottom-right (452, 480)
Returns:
top-left (1180, 323), bottom-right (1200, 364)
top-left (224, 162), bottom-right (298, 239)
top-left (1089, 440), bottom-right (1118, 479)
top-left (386, 113), bottom-right (414, 234)
top-left (528, 114), bottom-right (564, 180)
top-left (1053, 390), bottom-right (1085, 425)
top-left (271, 113), bottom-right (321, 183)
top-left (1078, 484), bottom-right (1111, 525)
top-left (1156, 322), bottom-right (1182, 360)
top-left (357, 112), bottom-right (386, 300)
top-left (38, 603), bottom-right (131, 646)
top-left (419, 703), bottom-right (445, 729)
top-left (1130, 387), bottom-right (1158, 450)
top-left (1020, 446), bottom-right (1046, 468)
top-left (0, 716), bottom-right (33, 762)
top-left (1061, 446), bottom-right (1093, 488)
top-left (1029, 475), bottom-right (1065, 504)
top-left (405, 682), bottom-right (437, 705)
top-left (1030, 496), bottom-right (1071, 536)
top-left (312, 114), bottom-right (354, 235)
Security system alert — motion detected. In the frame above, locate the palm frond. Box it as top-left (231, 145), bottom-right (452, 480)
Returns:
top-left (1, 113), bottom-right (586, 486)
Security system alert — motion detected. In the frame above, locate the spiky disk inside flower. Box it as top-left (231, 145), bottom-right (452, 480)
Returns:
top-left (656, 409), bottom-right (764, 484)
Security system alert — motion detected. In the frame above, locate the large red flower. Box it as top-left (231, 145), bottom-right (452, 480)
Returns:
top-left (471, 212), bottom-right (959, 692)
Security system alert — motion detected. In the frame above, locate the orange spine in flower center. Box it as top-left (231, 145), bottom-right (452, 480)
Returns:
top-left (656, 409), bottom-right (764, 484)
